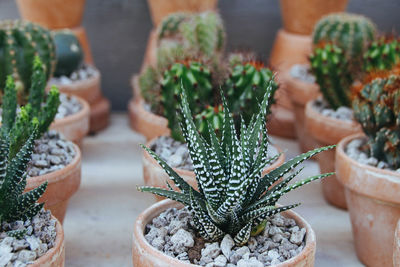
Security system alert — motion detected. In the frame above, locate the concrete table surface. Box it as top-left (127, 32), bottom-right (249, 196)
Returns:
top-left (63, 114), bottom-right (364, 267)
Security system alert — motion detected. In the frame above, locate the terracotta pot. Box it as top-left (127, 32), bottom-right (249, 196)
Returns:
top-left (143, 137), bottom-right (285, 201)
top-left (70, 26), bottom-right (94, 65)
top-left (29, 215), bottom-right (65, 267)
top-left (305, 100), bottom-right (361, 209)
top-left (16, 0), bottom-right (85, 29)
top-left (270, 29), bottom-right (312, 73)
top-left (282, 68), bottom-right (320, 152)
top-left (133, 199), bottom-right (316, 267)
top-left (336, 134), bottom-right (400, 267)
top-left (395, 220), bottom-right (400, 266)
top-left (131, 75), bottom-right (143, 104)
top-left (279, 0), bottom-right (348, 35)
top-left (128, 99), bottom-right (170, 141)
top-left (25, 144), bottom-right (81, 223)
top-left (49, 68), bottom-right (110, 133)
top-left (147, 0), bottom-right (218, 26)
top-left (267, 105), bottom-right (296, 139)
top-left (50, 95), bottom-right (90, 147)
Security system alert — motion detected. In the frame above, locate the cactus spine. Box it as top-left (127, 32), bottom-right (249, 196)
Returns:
top-left (0, 20), bottom-right (56, 99)
top-left (53, 30), bottom-right (84, 77)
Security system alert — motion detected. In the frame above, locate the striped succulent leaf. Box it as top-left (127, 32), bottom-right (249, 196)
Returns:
top-left (138, 81), bottom-right (334, 245)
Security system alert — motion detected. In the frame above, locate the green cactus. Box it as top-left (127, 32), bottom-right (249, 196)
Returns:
top-left (364, 37), bottom-right (400, 72)
top-left (139, 66), bottom-right (163, 114)
top-left (352, 74), bottom-right (400, 169)
top-left (225, 60), bottom-right (278, 124)
top-left (310, 42), bottom-right (354, 109)
top-left (156, 40), bottom-right (188, 71)
top-left (158, 13), bottom-right (188, 39)
top-left (0, 20), bottom-right (56, 100)
top-left (312, 12), bottom-right (377, 72)
top-left (161, 61), bottom-right (213, 141)
top-left (194, 104), bottom-right (224, 140)
top-left (53, 30), bottom-right (84, 77)
top-left (139, 83), bottom-right (334, 245)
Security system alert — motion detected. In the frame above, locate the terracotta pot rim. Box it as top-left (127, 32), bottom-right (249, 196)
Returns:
top-left (145, 136), bottom-right (286, 177)
top-left (52, 94), bottom-right (90, 127)
top-left (133, 199), bottom-right (315, 267)
top-left (50, 66), bottom-right (100, 88)
top-left (28, 214), bottom-right (64, 266)
top-left (25, 143), bottom-right (81, 189)
top-left (336, 133), bottom-right (400, 203)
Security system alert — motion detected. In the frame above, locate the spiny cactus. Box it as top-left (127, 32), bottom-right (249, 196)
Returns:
top-left (352, 74), bottom-right (400, 169)
top-left (310, 42), bottom-right (353, 109)
top-left (156, 40), bottom-right (188, 71)
top-left (0, 127), bottom-right (47, 237)
top-left (194, 104), bottom-right (224, 140)
top-left (0, 20), bottom-right (56, 100)
top-left (161, 61), bottom-right (213, 141)
top-left (139, 82), bottom-right (334, 245)
top-left (158, 13), bottom-right (188, 39)
top-left (53, 30), bottom-right (84, 77)
top-left (2, 57), bottom-right (60, 158)
top-left (225, 59), bottom-right (278, 124)
top-left (139, 66), bottom-right (163, 114)
top-left (312, 12), bottom-right (376, 72)
top-left (364, 36), bottom-right (400, 72)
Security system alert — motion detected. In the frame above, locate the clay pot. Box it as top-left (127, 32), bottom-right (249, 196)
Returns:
top-left (142, 137), bottom-right (285, 201)
top-left (25, 144), bottom-right (81, 223)
top-left (395, 220), bottom-right (400, 266)
top-left (70, 26), bottom-right (94, 65)
top-left (128, 99), bottom-right (170, 141)
top-left (16, 0), bottom-right (85, 29)
top-left (29, 215), bottom-right (65, 267)
top-left (305, 100), bottom-right (361, 209)
top-left (267, 105), bottom-right (296, 139)
top-left (282, 69), bottom-right (320, 152)
top-left (50, 95), bottom-right (90, 147)
top-left (336, 134), bottom-right (400, 267)
top-left (279, 0), bottom-right (348, 35)
top-left (49, 68), bottom-right (110, 133)
top-left (147, 0), bottom-right (218, 26)
top-left (133, 199), bottom-right (316, 267)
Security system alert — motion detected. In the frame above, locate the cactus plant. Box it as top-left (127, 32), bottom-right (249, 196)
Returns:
top-left (364, 36), bottom-right (400, 72)
top-left (158, 13), bottom-right (188, 39)
top-left (139, 82), bottom-right (334, 245)
top-left (352, 74), bottom-right (400, 169)
top-left (0, 20), bottom-right (56, 99)
top-left (161, 61), bottom-right (213, 141)
top-left (309, 42), bottom-right (353, 109)
top-left (194, 104), bottom-right (224, 140)
top-left (53, 30), bottom-right (84, 77)
top-left (225, 59), bottom-right (278, 124)
top-left (312, 12), bottom-right (377, 72)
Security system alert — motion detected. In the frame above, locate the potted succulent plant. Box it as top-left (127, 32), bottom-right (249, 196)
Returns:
top-left (49, 30), bottom-right (111, 133)
top-left (0, 57), bottom-right (82, 223)
top-left (134, 85), bottom-right (334, 267)
top-left (0, 126), bottom-right (65, 267)
top-left (336, 72), bottom-right (400, 267)
top-left (0, 20), bottom-right (90, 146)
top-left (304, 13), bottom-right (376, 209)
top-left (146, 0), bottom-right (218, 27)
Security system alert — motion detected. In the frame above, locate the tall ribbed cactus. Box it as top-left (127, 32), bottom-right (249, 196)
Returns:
top-left (161, 61), bottom-right (213, 141)
top-left (0, 20), bottom-right (56, 99)
top-left (53, 30), bottom-right (84, 77)
top-left (158, 13), bottom-right (188, 39)
top-left (313, 13), bottom-right (376, 68)
top-left (310, 43), bottom-right (353, 109)
top-left (225, 59), bottom-right (278, 124)
top-left (352, 74), bottom-right (400, 169)
top-left (364, 37), bottom-right (400, 72)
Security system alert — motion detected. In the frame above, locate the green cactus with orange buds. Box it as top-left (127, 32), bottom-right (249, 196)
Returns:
top-left (352, 74), bottom-right (400, 169)
top-left (364, 37), bottom-right (400, 72)
top-left (0, 20), bottom-right (56, 101)
top-left (161, 61), bottom-right (213, 141)
top-left (225, 59), bottom-right (278, 124)
top-left (194, 104), bottom-right (224, 140)
top-left (313, 12), bottom-right (376, 73)
top-left (310, 42), bottom-right (354, 109)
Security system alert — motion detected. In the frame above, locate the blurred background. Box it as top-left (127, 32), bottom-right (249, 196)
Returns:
top-left (0, 0), bottom-right (399, 110)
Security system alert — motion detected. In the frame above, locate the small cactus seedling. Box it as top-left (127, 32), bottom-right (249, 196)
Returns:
top-left (352, 74), bottom-right (400, 169)
top-left (364, 36), bottom-right (400, 72)
top-left (139, 82), bottom-right (334, 245)
top-left (225, 59), bottom-right (278, 124)
top-left (0, 20), bottom-right (56, 99)
top-left (310, 42), bottom-right (353, 109)
top-left (312, 12), bottom-right (376, 72)
top-left (161, 61), bottom-right (213, 141)
top-left (53, 30), bottom-right (84, 77)
top-left (194, 104), bottom-right (224, 140)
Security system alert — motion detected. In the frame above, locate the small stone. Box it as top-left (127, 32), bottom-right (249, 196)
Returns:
top-left (290, 228), bottom-right (306, 245)
top-left (201, 242), bottom-right (220, 259)
top-left (33, 160), bottom-right (49, 168)
top-left (268, 250), bottom-right (280, 260)
top-left (247, 237), bottom-right (258, 252)
top-left (12, 239), bottom-right (29, 251)
top-left (168, 219), bottom-right (184, 235)
top-left (151, 237), bottom-right (165, 251)
top-left (220, 235), bottom-right (234, 258)
top-left (229, 246), bottom-right (250, 264)
top-left (272, 233), bottom-right (283, 243)
top-left (237, 257), bottom-right (264, 267)
top-left (213, 255), bottom-right (227, 267)
top-left (171, 229), bottom-right (194, 249)
top-left (377, 161), bottom-right (389, 169)
top-left (271, 216), bottom-right (285, 227)
top-left (26, 236), bottom-right (40, 252)
top-left (17, 250), bottom-right (36, 263)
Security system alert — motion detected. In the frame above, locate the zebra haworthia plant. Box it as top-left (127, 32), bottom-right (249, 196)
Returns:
top-left (138, 82), bottom-right (334, 245)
